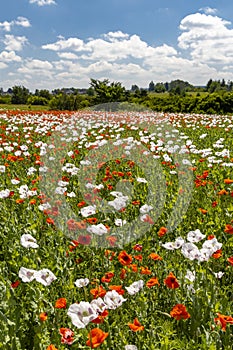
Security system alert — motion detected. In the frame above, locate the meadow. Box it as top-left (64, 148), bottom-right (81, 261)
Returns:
top-left (0, 109), bottom-right (232, 350)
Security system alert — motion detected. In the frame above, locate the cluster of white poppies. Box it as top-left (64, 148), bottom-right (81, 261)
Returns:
top-left (162, 229), bottom-right (222, 263)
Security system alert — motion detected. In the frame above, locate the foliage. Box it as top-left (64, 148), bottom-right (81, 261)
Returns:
top-left (11, 86), bottom-right (30, 104)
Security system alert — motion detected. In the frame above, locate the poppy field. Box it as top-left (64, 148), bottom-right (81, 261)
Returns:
top-left (0, 109), bottom-right (232, 350)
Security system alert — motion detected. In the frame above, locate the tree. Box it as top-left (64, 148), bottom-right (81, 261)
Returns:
top-left (154, 82), bottom-right (166, 93)
top-left (148, 81), bottom-right (155, 92)
top-left (131, 84), bottom-right (140, 92)
top-left (11, 86), bottom-right (30, 104)
top-left (90, 79), bottom-right (126, 104)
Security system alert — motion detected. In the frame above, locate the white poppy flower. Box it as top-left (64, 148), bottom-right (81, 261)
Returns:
top-left (34, 269), bottom-right (57, 286)
top-left (68, 302), bottom-right (98, 328)
top-left (20, 234), bottom-right (39, 249)
top-left (74, 278), bottom-right (89, 288)
top-left (104, 290), bottom-right (127, 309)
top-left (19, 267), bottom-right (36, 282)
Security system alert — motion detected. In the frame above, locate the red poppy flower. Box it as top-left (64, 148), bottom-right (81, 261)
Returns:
top-left (170, 304), bottom-right (190, 320)
top-left (164, 272), bottom-right (180, 289)
top-left (118, 250), bottom-right (133, 266)
top-left (146, 277), bottom-right (160, 288)
top-left (214, 313), bottom-right (233, 331)
top-left (86, 328), bottom-right (108, 348)
top-left (227, 256), bottom-right (233, 266)
top-left (78, 235), bottom-right (91, 245)
top-left (158, 226), bottom-right (168, 237)
top-left (224, 224), bottom-right (233, 234)
top-left (148, 252), bottom-right (163, 261)
top-left (90, 285), bottom-right (106, 298)
top-left (55, 298), bottom-right (67, 309)
top-left (39, 312), bottom-right (48, 322)
top-left (128, 318), bottom-right (144, 332)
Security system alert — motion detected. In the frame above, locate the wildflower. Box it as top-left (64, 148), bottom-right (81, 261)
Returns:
top-left (86, 328), bottom-right (109, 348)
top-left (34, 269), bottom-right (57, 286)
top-left (158, 226), bottom-right (167, 237)
top-left (90, 285), bottom-right (106, 298)
top-left (133, 244), bottom-right (143, 251)
top-left (19, 267), bottom-right (36, 282)
top-left (213, 271), bottom-right (224, 279)
top-left (224, 224), bottom-right (233, 234)
top-left (164, 272), bottom-right (179, 289)
top-left (187, 229), bottom-right (205, 243)
top-left (75, 278), bottom-right (90, 288)
top-left (214, 313), bottom-right (233, 331)
top-left (185, 270), bottom-right (195, 282)
top-left (128, 318), bottom-right (144, 332)
top-left (20, 234), bottom-right (39, 249)
top-left (125, 346), bottom-right (138, 350)
top-left (212, 249), bottom-right (222, 259)
top-left (87, 223), bottom-right (108, 236)
top-left (39, 312), bottom-right (48, 321)
top-left (224, 178), bottom-right (233, 184)
top-left (91, 309), bottom-right (109, 324)
top-left (148, 252), bottom-right (162, 260)
top-left (108, 285), bottom-right (125, 295)
top-left (68, 301), bottom-right (98, 328)
top-left (170, 304), bottom-right (190, 320)
top-left (125, 280), bottom-right (144, 295)
top-left (78, 235), bottom-right (91, 245)
top-left (101, 272), bottom-right (114, 283)
top-left (139, 204), bottom-right (153, 214)
top-left (181, 242), bottom-right (200, 260)
top-left (227, 256), bottom-right (233, 266)
top-left (55, 298), bottom-right (67, 309)
top-left (59, 327), bottom-right (74, 345)
top-left (146, 277), bottom-right (160, 288)
top-left (80, 205), bottom-right (96, 217)
top-left (104, 290), bottom-right (127, 309)
top-left (140, 266), bottom-right (151, 275)
top-left (46, 345), bottom-right (58, 350)
top-left (11, 280), bottom-right (20, 289)
top-left (199, 208), bottom-right (208, 214)
top-left (118, 251), bottom-right (132, 266)
top-left (141, 214), bottom-right (154, 224)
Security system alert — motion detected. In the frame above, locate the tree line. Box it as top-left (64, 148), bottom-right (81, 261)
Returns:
top-left (1, 78), bottom-right (233, 114)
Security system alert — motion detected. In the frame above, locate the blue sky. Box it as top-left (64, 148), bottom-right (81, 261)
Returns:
top-left (1, 0), bottom-right (233, 91)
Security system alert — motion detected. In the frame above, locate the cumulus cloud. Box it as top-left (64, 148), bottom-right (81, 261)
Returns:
top-left (2, 11), bottom-right (233, 90)
top-left (57, 52), bottom-right (79, 59)
top-left (0, 62), bottom-right (8, 69)
top-left (42, 37), bottom-right (86, 51)
top-left (199, 7), bottom-right (217, 15)
top-left (29, 0), bottom-right (56, 6)
top-left (178, 13), bottom-right (233, 65)
top-left (0, 17), bottom-right (31, 31)
top-left (42, 32), bottom-right (176, 62)
top-left (3, 35), bottom-right (28, 51)
top-left (0, 50), bottom-right (22, 62)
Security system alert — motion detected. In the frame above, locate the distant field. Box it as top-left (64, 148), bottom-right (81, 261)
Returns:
top-left (0, 104), bottom-right (49, 111)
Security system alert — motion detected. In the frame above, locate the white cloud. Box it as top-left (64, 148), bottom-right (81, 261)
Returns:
top-left (0, 62), bottom-right (8, 69)
top-left (15, 17), bottom-right (31, 28)
top-left (42, 37), bottom-right (86, 51)
top-left (199, 7), bottom-right (217, 15)
top-left (0, 51), bottom-right (22, 62)
top-left (4, 35), bottom-right (28, 51)
top-left (0, 17), bottom-right (31, 32)
top-left (57, 52), bottom-right (79, 59)
top-left (178, 13), bottom-right (233, 65)
top-left (29, 0), bottom-right (56, 6)
top-left (0, 21), bottom-right (12, 32)
top-left (2, 11), bottom-right (233, 91)
top-left (17, 59), bottom-right (53, 76)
